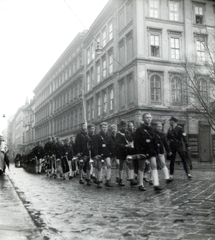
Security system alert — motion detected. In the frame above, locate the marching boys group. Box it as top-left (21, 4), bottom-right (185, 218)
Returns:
top-left (32, 113), bottom-right (192, 192)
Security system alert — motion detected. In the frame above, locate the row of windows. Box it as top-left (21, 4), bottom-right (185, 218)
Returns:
top-left (86, 49), bottom-right (113, 92)
top-left (148, 0), bottom-right (212, 25)
top-left (148, 29), bottom-right (207, 62)
top-left (150, 74), bottom-right (207, 104)
top-left (87, 20), bottom-right (113, 65)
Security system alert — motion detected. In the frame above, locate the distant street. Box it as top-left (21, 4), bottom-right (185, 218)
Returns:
top-left (5, 164), bottom-right (215, 240)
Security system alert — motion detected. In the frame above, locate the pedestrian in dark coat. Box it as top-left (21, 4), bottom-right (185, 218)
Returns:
top-left (93, 122), bottom-right (114, 188)
top-left (155, 122), bottom-right (172, 183)
top-left (75, 122), bottom-right (91, 185)
top-left (166, 117), bottom-right (192, 179)
top-left (134, 113), bottom-right (162, 191)
top-left (33, 141), bottom-right (44, 173)
top-left (116, 120), bottom-right (135, 186)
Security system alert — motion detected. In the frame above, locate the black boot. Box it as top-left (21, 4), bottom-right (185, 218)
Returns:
top-left (130, 179), bottom-right (138, 186)
top-left (118, 179), bottom-right (125, 187)
top-left (105, 180), bottom-right (114, 187)
top-left (138, 185), bottom-right (146, 191)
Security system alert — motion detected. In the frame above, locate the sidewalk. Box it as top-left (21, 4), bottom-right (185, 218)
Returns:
top-left (0, 174), bottom-right (42, 240)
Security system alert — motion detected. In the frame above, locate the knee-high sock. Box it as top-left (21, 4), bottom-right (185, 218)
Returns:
top-left (129, 169), bottom-right (134, 179)
top-left (151, 169), bottom-right (159, 186)
top-left (138, 171), bottom-right (143, 186)
top-left (162, 166), bottom-right (170, 179)
top-left (97, 170), bottom-right (102, 182)
top-left (106, 168), bottom-right (111, 180)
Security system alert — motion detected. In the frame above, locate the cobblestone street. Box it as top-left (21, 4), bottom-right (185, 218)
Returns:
top-left (6, 164), bottom-right (215, 240)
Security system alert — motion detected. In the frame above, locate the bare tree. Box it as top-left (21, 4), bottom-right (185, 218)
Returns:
top-left (179, 29), bottom-right (215, 130)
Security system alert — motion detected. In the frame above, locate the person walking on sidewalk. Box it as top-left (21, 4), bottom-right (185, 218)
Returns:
top-left (134, 113), bottom-right (162, 191)
top-left (166, 117), bottom-right (192, 180)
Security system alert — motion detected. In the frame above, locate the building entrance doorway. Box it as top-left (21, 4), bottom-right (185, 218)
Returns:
top-left (198, 124), bottom-right (212, 162)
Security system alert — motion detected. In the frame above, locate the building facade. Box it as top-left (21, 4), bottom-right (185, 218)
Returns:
top-left (9, 0), bottom-right (215, 161)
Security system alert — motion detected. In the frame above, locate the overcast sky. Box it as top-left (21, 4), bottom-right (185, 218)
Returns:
top-left (0, 0), bottom-right (109, 120)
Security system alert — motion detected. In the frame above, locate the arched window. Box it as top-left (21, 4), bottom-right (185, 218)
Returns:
top-left (171, 77), bottom-right (182, 103)
top-left (199, 78), bottom-right (207, 98)
top-left (150, 75), bottom-right (161, 101)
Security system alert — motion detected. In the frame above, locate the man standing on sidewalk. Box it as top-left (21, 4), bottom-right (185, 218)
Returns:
top-left (166, 117), bottom-right (192, 180)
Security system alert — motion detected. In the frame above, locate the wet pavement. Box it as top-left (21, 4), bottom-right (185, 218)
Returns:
top-left (4, 163), bottom-right (215, 240)
top-left (0, 173), bottom-right (42, 240)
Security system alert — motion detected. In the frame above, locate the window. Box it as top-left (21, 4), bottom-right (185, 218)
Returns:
top-left (102, 28), bottom-right (106, 47)
top-left (96, 62), bottom-right (101, 83)
top-left (87, 72), bottom-right (90, 91)
top-left (171, 77), bottom-right (182, 103)
top-left (170, 37), bottom-right (180, 59)
top-left (149, 0), bottom-right (159, 18)
top-left (150, 35), bottom-right (160, 57)
top-left (169, 1), bottom-right (179, 21)
top-left (126, 32), bottom-right (133, 62)
top-left (86, 47), bottom-right (90, 64)
top-left (119, 81), bottom-right (126, 109)
top-left (196, 38), bottom-right (206, 62)
top-left (102, 56), bottom-right (107, 79)
top-left (91, 99), bottom-right (94, 119)
top-left (108, 21), bottom-right (113, 41)
top-left (119, 7), bottom-right (125, 31)
top-left (195, 5), bottom-right (203, 24)
top-left (119, 40), bottom-right (125, 66)
top-left (91, 43), bottom-right (94, 60)
top-left (127, 77), bottom-right (134, 104)
top-left (103, 92), bottom-right (107, 114)
top-left (150, 75), bottom-right (161, 102)
top-left (110, 88), bottom-right (114, 111)
top-left (126, 1), bottom-right (132, 24)
top-left (108, 51), bottom-right (113, 74)
top-left (199, 79), bottom-right (207, 99)
top-left (91, 68), bottom-right (94, 88)
top-left (97, 96), bottom-right (101, 116)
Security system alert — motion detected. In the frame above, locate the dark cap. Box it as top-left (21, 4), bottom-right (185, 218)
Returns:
top-left (100, 122), bottom-right (108, 127)
top-left (88, 124), bottom-right (95, 129)
top-left (120, 120), bottom-right (127, 126)
top-left (169, 117), bottom-right (178, 122)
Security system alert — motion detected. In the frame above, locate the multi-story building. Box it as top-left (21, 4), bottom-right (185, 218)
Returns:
top-left (83, 0), bottom-right (215, 162)
top-left (33, 30), bottom-right (87, 143)
top-left (28, 0), bottom-right (215, 162)
top-left (22, 97), bottom-right (36, 152)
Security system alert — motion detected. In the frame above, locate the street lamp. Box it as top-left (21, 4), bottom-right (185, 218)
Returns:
top-left (95, 42), bottom-right (103, 54)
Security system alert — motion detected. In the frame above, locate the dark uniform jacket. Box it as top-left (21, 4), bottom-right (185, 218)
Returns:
top-left (75, 131), bottom-right (91, 157)
top-left (93, 131), bottom-right (112, 159)
top-left (109, 132), bottom-right (118, 159)
top-left (134, 124), bottom-right (158, 157)
top-left (33, 146), bottom-right (45, 159)
top-left (166, 125), bottom-right (189, 150)
top-left (116, 130), bottom-right (135, 160)
top-left (44, 141), bottom-right (55, 156)
top-left (62, 143), bottom-right (73, 160)
top-left (55, 142), bottom-right (64, 159)
top-left (88, 133), bottom-right (96, 158)
top-left (156, 131), bottom-right (170, 155)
